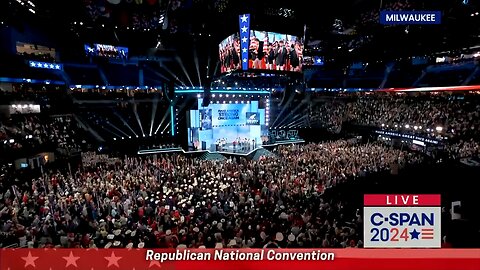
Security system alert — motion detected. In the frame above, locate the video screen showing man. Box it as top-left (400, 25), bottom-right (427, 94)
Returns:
top-left (200, 109), bottom-right (212, 130)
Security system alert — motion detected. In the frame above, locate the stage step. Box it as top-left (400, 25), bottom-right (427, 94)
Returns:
top-left (199, 152), bottom-right (227, 161)
top-left (252, 148), bottom-right (276, 160)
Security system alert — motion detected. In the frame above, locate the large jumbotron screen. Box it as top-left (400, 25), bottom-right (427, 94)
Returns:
top-left (187, 99), bottom-right (269, 150)
top-left (219, 30), bottom-right (304, 73)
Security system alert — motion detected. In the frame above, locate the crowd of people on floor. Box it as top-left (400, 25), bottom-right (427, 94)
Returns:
top-left (0, 140), bottom-right (422, 249)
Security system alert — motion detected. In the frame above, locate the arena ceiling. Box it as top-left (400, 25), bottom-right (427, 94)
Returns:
top-left (2, 0), bottom-right (480, 85)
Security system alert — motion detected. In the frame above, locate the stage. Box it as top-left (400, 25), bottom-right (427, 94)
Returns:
top-left (137, 139), bottom-right (305, 156)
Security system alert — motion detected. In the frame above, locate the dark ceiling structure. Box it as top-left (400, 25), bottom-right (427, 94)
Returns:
top-left (2, 0), bottom-right (480, 85)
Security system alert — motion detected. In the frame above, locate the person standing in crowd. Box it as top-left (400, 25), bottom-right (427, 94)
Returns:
top-left (289, 44), bottom-right (300, 72)
top-left (267, 43), bottom-right (275, 70)
top-left (294, 40), bottom-right (303, 72)
top-left (233, 37), bottom-right (241, 70)
top-left (249, 37), bottom-right (259, 69)
top-left (254, 39), bottom-right (264, 69)
top-left (276, 41), bottom-right (287, 71)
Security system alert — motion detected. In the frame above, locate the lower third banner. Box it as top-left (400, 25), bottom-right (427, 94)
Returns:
top-left (0, 249), bottom-right (479, 270)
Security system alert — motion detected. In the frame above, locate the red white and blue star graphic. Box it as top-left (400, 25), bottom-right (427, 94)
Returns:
top-left (1, 249), bottom-right (173, 270)
top-left (238, 14), bottom-right (250, 70)
top-left (29, 61), bottom-right (62, 70)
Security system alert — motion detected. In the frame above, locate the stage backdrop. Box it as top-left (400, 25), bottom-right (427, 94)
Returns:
top-left (187, 99), bottom-right (268, 150)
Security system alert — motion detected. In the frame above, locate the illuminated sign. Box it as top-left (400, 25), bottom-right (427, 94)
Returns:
top-left (374, 130), bottom-right (440, 144)
top-left (29, 61), bottom-right (63, 70)
top-left (217, 109), bottom-right (239, 120)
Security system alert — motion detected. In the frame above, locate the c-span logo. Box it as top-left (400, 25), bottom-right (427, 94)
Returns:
top-left (380, 11), bottom-right (442, 25)
top-left (364, 194), bottom-right (441, 248)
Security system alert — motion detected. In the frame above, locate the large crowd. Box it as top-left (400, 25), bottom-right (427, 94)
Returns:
top-left (0, 140), bottom-right (422, 248)
top-left (0, 89), bottom-right (478, 250)
top-left (345, 95), bottom-right (480, 140)
top-left (308, 93), bottom-right (480, 159)
top-left (0, 115), bottom-right (84, 156)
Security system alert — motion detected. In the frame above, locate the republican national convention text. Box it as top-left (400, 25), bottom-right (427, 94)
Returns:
top-left (146, 249), bottom-right (335, 263)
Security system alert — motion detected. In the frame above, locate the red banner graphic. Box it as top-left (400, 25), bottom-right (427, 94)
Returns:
top-left (0, 249), bottom-right (479, 270)
top-left (364, 194), bottom-right (441, 206)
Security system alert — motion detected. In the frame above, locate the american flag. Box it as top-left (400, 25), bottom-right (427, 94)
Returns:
top-left (421, 228), bottom-right (435, 239)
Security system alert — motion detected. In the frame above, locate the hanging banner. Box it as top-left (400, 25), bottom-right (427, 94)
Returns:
top-left (0, 249), bottom-right (478, 270)
top-left (239, 14), bottom-right (250, 70)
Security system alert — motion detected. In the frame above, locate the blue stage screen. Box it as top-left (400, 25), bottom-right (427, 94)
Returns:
top-left (187, 99), bottom-right (268, 151)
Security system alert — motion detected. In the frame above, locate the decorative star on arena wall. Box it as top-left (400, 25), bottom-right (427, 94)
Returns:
top-left (239, 14), bottom-right (250, 70)
top-left (29, 61), bottom-right (63, 70)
